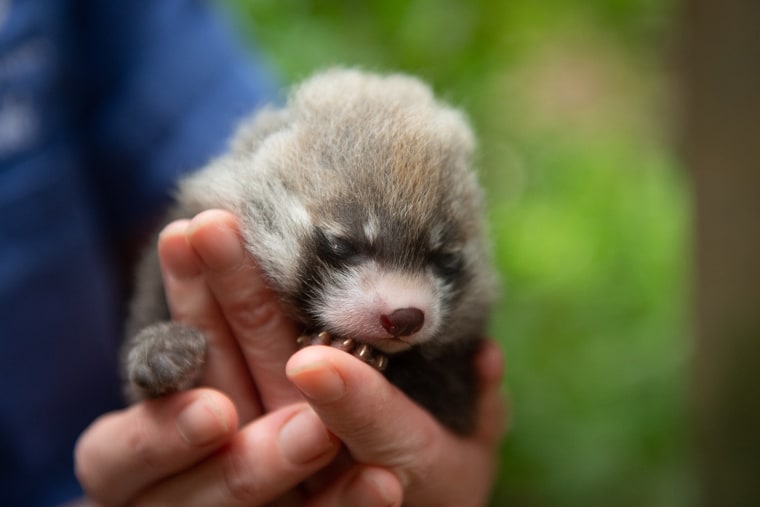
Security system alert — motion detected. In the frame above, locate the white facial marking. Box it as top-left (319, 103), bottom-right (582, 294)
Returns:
top-left (314, 262), bottom-right (442, 352)
top-left (287, 196), bottom-right (312, 229)
top-left (362, 215), bottom-right (379, 244)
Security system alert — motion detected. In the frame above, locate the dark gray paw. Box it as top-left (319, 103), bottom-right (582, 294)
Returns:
top-left (125, 322), bottom-right (207, 400)
top-left (296, 331), bottom-right (388, 371)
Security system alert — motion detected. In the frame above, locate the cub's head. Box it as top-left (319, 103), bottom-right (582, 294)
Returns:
top-left (231, 69), bottom-right (495, 352)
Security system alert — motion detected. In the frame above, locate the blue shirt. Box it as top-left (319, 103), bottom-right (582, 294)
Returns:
top-left (0, 1), bottom-right (275, 504)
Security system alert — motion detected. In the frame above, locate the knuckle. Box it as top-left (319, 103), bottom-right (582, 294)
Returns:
top-left (221, 442), bottom-right (264, 504)
top-left (124, 410), bottom-right (160, 475)
top-left (396, 429), bottom-right (437, 472)
top-left (73, 414), bottom-right (118, 502)
top-left (226, 290), bottom-right (282, 333)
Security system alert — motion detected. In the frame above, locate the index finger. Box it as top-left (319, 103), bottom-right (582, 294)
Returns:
top-left (159, 219), bottom-right (262, 422)
top-left (184, 210), bottom-right (303, 411)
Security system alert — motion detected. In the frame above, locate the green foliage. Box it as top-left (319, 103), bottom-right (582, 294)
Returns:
top-left (223, 1), bottom-right (692, 504)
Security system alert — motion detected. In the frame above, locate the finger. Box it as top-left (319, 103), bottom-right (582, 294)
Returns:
top-left (185, 210), bottom-right (303, 411)
top-left (286, 346), bottom-right (440, 469)
top-left (472, 339), bottom-right (508, 445)
top-left (137, 403), bottom-right (340, 507)
top-left (286, 346), bottom-right (500, 506)
top-left (159, 220), bottom-right (261, 421)
top-left (75, 389), bottom-right (237, 506)
top-left (305, 466), bottom-right (403, 507)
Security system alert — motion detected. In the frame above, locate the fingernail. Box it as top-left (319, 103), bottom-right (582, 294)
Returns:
top-left (159, 219), bottom-right (191, 241)
top-left (287, 357), bottom-right (346, 403)
top-left (188, 212), bottom-right (244, 272)
top-left (176, 395), bottom-right (230, 447)
top-left (278, 408), bottom-right (336, 464)
top-left (158, 220), bottom-right (201, 279)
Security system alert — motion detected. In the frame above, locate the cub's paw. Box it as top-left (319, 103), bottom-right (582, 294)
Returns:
top-left (125, 322), bottom-right (207, 400)
top-left (296, 330), bottom-right (388, 371)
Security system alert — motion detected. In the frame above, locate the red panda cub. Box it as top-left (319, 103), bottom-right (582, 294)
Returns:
top-left (124, 69), bottom-right (496, 434)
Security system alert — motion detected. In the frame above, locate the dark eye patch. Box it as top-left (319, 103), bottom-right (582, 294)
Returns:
top-left (430, 250), bottom-right (464, 281)
top-left (315, 228), bottom-right (366, 266)
top-left (329, 236), bottom-right (364, 264)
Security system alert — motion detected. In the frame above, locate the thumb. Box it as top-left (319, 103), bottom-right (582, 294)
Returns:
top-left (286, 344), bottom-right (504, 507)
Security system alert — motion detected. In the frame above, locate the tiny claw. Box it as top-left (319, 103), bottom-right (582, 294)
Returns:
top-left (374, 354), bottom-right (388, 371)
top-left (293, 331), bottom-right (391, 372)
top-left (336, 338), bottom-right (355, 352)
top-left (355, 344), bottom-right (371, 360)
top-left (317, 331), bottom-right (332, 345)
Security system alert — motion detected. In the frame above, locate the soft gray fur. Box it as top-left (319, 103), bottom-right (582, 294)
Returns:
top-left (124, 69), bottom-right (496, 434)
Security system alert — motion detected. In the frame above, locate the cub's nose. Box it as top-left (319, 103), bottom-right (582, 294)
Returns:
top-left (380, 307), bottom-right (425, 337)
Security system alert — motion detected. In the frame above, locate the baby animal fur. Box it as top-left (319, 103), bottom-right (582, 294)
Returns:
top-left (124, 69), bottom-right (496, 434)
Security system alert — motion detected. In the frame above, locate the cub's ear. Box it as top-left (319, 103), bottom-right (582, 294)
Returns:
top-left (229, 107), bottom-right (293, 155)
top-left (234, 179), bottom-right (314, 296)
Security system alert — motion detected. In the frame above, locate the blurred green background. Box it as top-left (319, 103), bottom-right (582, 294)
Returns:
top-left (224, 1), bottom-right (692, 505)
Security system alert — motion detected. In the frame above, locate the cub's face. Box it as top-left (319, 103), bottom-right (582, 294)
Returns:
top-left (292, 204), bottom-right (475, 354)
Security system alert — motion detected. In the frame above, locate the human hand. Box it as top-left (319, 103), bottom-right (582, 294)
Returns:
top-left (75, 209), bottom-right (505, 506)
top-left (77, 390), bottom-right (343, 505)
top-left (76, 210), bottom-right (395, 506)
top-left (151, 209), bottom-right (304, 420)
top-left (287, 338), bottom-right (506, 507)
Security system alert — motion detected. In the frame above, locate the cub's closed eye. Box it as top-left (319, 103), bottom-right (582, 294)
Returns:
top-left (329, 236), bottom-right (361, 260)
top-left (316, 229), bottom-right (365, 266)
